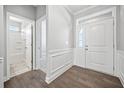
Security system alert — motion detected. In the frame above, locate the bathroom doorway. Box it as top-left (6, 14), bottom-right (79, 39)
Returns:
top-left (6, 12), bottom-right (35, 79)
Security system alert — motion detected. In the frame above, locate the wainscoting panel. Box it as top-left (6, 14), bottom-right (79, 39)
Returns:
top-left (117, 50), bottom-right (124, 87)
top-left (0, 57), bottom-right (3, 88)
top-left (46, 48), bottom-right (73, 83)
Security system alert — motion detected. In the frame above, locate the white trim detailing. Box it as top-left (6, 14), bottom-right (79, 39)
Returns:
top-left (49, 48), bottom-right (73, 53)
top-left (77, 7), bottom-right (116, 23)
top-left (74, 6), bottom-right (98, 15)
top-left (51, 60), bottom-right (72, 74)
top-left (46, 48), bottom-right (73, 84)
top-left (46, 63), bottom-right (72, 84)
top-left (75, 7), bottom-right (117, 76)
top-left (36, 15), bottom-right (47, 21)
top-left (120, 72), bottom-right (124, 87)
top-left (64, 6), bottom-right (74, 16)
top-left (49, 48), bottom-right (73, 57)
top-left (64, 6), bottom-right (97, 16)
top-left (117, 50), bottom-right (124, 87)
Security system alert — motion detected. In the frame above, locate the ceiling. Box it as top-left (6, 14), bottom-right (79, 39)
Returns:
top-left (66, 5), bottom-right (96, 15)
top-left (33, 5), bottom-right (96, 15)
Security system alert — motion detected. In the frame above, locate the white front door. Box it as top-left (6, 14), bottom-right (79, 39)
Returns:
top-left (85, 18), bottom-right (114, 75)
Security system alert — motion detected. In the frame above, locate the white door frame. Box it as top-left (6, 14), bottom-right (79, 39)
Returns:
top-left (6, 12), bottom-right (36, 80)
top-left (75, 7), bottom-right (117, 76)
top-left (36, 15), bottom-right (47, 71)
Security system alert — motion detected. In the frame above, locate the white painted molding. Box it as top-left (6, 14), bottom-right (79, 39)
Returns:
top-left (63, 6), bottom-right (74, 16)
top-left (117, 50), bottom-right (124, 87)
top-left (46, 63), bottom-right (72, 84)
top-left (46, 48), bottom-right (73, 84)
top-left (74, 5), bottom-right (98, 15)
top-left (80, 16), bottom-right (114, 25)
top-left (75, 6), bottom-right (117, 76)
top-left (64, 6), bottom-right (98, 16)
top-left (36, 15), bottom-right (47, 21)
top-left (77, 7), bottom-right (116, 24)
top-left (49, 48), bottom-right (73, 53)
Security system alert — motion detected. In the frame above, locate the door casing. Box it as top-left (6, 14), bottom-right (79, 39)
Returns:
top-left (75, 7), bottom-right (117, 76)
top-left (36, 15), bottom-right (47, 73)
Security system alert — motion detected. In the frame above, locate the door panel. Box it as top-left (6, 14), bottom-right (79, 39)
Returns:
top-left (86, 25), bottom-right (105, 46)
top-left (85, 18), bottom-right (114, 75)
top-left (8, 31), bottom-right (27, 77)
top-left (25, 24), bottom-right (32, 69)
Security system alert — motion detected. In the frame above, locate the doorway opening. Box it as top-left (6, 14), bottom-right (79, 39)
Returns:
top-left (6, 12), bottom-right (35, 79)
top-left (36, 16), bottom-right (47, 73)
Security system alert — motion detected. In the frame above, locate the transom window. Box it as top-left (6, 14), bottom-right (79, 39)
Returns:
top-left (9, 25), bottom-right (20, 32)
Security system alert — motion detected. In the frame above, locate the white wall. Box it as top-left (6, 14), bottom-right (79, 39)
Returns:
top-left (48, 5), bottom-right (74, 50)
top-left (5, 5), bottom-right (36, 20)
top-left (119, 6), bottom-right (124, 51)
top-left (46, 5), bottom-right (74, 83)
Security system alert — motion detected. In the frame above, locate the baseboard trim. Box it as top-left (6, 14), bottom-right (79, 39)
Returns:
top-left (117, 50), bottom-right (124, 87)
top-left (46, 62), bottom-right (73, 84)
top-left (119, 72), bottom-right (124, 87)
top-left (3, 76), bottom-right (9, 82)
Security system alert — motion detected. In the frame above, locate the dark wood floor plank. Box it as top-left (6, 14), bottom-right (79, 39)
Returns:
top-left (4, 66), bottom-right (123, 88)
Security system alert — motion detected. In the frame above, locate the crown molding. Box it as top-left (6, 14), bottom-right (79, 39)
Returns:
top-left (74, 5), bottom-right (98, 15)
top-left (63, 6), bottom-right (74, 16)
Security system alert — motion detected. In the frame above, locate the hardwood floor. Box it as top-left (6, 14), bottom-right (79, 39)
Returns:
top-left (4, 70), bottom-right (47, 88)
top-left (4, 66), bottom-right (123, 88)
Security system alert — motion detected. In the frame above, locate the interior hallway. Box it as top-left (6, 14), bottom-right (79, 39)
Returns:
top-left (4, 66), bottom-right (123, 88)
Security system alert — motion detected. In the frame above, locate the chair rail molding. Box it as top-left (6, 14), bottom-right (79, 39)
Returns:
top-left (46, 48), bottom-right (73, 84)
